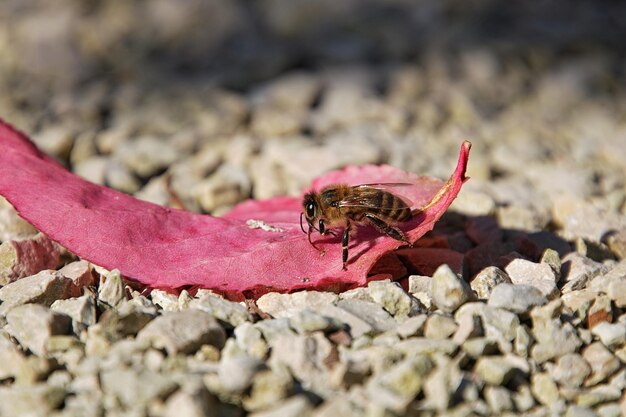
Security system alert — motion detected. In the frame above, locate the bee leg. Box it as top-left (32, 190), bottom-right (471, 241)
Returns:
top-left (364, 214), bottom-right (412, 246)
top-left (342, 222), bottom-right (352, 270)
top-left (307, 225), bottom-right (319, 250)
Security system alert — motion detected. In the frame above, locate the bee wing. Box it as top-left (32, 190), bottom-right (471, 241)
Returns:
top-left (350, 184), bottom-right (414, 207)
top-left (336, 185), bottom-right (413, 209)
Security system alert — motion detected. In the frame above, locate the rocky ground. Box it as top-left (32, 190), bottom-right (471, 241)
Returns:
top-left (1, 1), bottom-right (626, 416)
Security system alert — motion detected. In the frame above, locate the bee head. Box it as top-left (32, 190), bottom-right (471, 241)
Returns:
top-left (302, 193), bottom-right (318, 223)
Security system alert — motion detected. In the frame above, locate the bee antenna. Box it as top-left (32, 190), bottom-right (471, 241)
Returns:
top-left (300, 212), bottom-right (306, 234)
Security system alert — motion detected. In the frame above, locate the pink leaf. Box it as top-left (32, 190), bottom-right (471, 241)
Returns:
top-left (0, 118), bottom-right (471, 300)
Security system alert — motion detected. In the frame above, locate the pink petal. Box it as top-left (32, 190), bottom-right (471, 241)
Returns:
top-left (0, 119), bottom-right (470, 299)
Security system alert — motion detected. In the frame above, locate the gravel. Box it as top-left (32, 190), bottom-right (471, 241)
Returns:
top-left (1, 1), bottom-right (626, 414)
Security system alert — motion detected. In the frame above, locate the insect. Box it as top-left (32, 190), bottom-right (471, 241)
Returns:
top-left (300, 183), bottom-right (414, 270)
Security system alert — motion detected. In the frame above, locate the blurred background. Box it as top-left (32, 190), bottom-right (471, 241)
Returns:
top-left (1, 0), bottom-right (625, 222)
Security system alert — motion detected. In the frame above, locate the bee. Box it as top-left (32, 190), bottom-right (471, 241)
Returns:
top-left (300, 184), bottom-right (414, 270)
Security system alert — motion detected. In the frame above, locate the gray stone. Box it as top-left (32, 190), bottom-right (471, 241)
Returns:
top-left (335, 299), bottom-right (396, 334)
top-left (254, 318), bottom-right (296, 344)
top-left (192, 163), bottom-right (251, 212)
top-left (560, 253), bottom-right (608, 293)
top-left (368, 279), bottom-right (415, 317)
top-left (452, 313), bottom-right (483, 344)
top-left (0, 196), bottom-right (38, 242)
top-left (531, 372), bottom-right (561, 406)
top-left (450, 190), bottom-right (496, 217)
top-left (488, 283), bottom-right (547, 315)
top-left (189, 293), bottom-right (252, 327)
top-left (256, 291), bottom-right (338, 318)
top-left (98, 269), bottom-right (126, 309)
top-left (288, 309), bottom-right (342, 334)
top-left (481, 305), bottom-right (520, 342)
top-left (96, 300), bottom-right (156, 339)
top-left (396, 314), bottom-right (427, 338)
top-left (552, 196), bottom-right (626, 242)
top-left (51, 294), bottom-right (97, 333)
top-left (234, 322), bottom-right (269, 359)
top-left (513, 385), bottom-right (536, 412)
top-left (315, 304), bottom-right (374, 338)
top-left (59, 260), bottom-right (96, 297)
top-left (470, 266), bottom-right (512, 300)
top-left (474, 356), bottom-right (520, 385)
top-left (138, 310), bottom-right (226, 355)
top-left (576, 384), bottom-right (621, 407)
top-left (100, 368), bottom-right (178, 408)
top-left (163, 384), bottom-right (216, 417)
top-left (408, 274), bottom-right (431, 294)
top-left (596, 403), bottom-right (621, 417)
top-left (591, 322), bottom-right (626, 350)
top-left (514, 325), bottom-right (533, 358)
top-left (115, 135), bottom-right (181, 178)
top-left (0, 269), bottom-right (72, 315)
top-left (6, 304), bottom-right (71, 356)
top-left (484, 386), bottom-right (514, 413)
top-left (242, 367), bottom-right (294, 412)
top-left (582, 342), bottom-right (621, 386)
top-left (505, 258), bottom-right (559, 299)
top-left (565, 405), bottom-right (600, 417)
top-left (531, 300), bottom-right (582, 362)
top-left (424, 313), bottom-right (458, 340)
top-left (553, 353), bottom-right (592, 388)
top-left (267, 332), bottom-right (332, 397)
top-left (0, 234), bottom-right (63, 285)
top-left (541, 248), bottom-right (562, 279)
top-left (0, 384), bottom-right (66, 417)
top-left (249, 395), bottom-right (313, 417)
top-left (395, 338), bottom-right (459, 356)
top-left (150, 289), bottom-right (181, 312)
top-left (74, 156), bottom-right (108, 184)
top-left (431, 264), bottom-right (474, 313)
top-left (218, 355), bottom-right (264, 393)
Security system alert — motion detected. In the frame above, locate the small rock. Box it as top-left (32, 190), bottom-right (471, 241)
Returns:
top-left (576, 384), bottom-right (621, 407)
top-left (481, 305), bottom-right (520, 342)
top-left (484, 386), bottom-right (514, 413)
top-left (218, 355), bottom-right (264, 394)
top-left (138, 310), bottom-right (226, 355)
top-left (514, 325), bottom-right (533, 358)
top-left (424, 314), bottom-right (458, 340)
top-left (431, 264), bottom-right (474, 313)
top-left (115, 135), bottom-right (181, 178)
top-left (606, 229), bottom-right (626, 259)
top-left (234, 323), bottom-right (269, 359)
top-left (582, 342), bottom-right (621, 386)
top-left (552, 196), bottom-right (626, 242)
top-left (588, 295), bottom-right (614, 328)
top-left (97, 300), bottom-right (156, 339)
top-left (59, 260), bottom-right (96, 297)
top-left (288, 310), bottom-right (342, 334)
top-left (189, 293), bottom-right (252, 327)
top-left (452, 313), bottom-right (483, 344)
top-left (540, 248), bottom-right (562, 279)
top-left (192, 163), bottom-right (251, 212)
top-left (565, 405), bottom-right (600, 417)
top-left (335, 299), bottom-right (396, 334)
top-left (591, 322), bottom-right (626, 350)
top-left (74, 156), bottom-right (108, 184)
top-left (6, 304), bottom-right (71, 356)
top-left (150, 289), bottom-right (180, 312)
top-left (98, 269), bottom-right (126, 309)
top-left (0, 384), bottom-right (66, 416)
top-left (315, 304), bottom-right (375, 338)
top-left (461, 337), bottom-right (499, 358)
top-left (505, 258), bottom-right (559, 299)
top-left (100, 368), bottom-right (178, 408)
top-left (531, 372), bottom-right (561, 406)
top-left (470, 266), bottom-right (512, 300)
top-left (396, 314), bottom-right (427, 339)
top-left (474, 356), bottom-right (519, 385)
top-left (450, 190), bottom-right (496, 217)
top-left (553, 353), bottom-right (592, 388)
top-left (488, 283), bottom-right (547, 315)
top-left (596, 403), bottom-right (621, 417)
top-left (51, 294), bottom-right (97, 333)
top-left (249, 394), bottom-right (313, 417)
top-left (408, 275), bottom-right (431, 294)
top-left (163, 384), bottom-right (216, 417)
top-left (0, 270), bottom-right (72, 315)
top-left (368, 279), bottom-right (416, 317)
top-left (530, 300), bottom-right (582, 363)
top-left (560, 253), bottom-right (608, 293)
top-left (0, 234), bottom-right (63, 284)
top-left (0, 197), bottom-right (38, 241)
top-left (513, 385), bottom-right (536, 412)
top-left (256, 291), bottom-right (338, 318)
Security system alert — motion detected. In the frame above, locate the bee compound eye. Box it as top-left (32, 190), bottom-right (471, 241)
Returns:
top-left (306, 202), bottom-right (315, 218)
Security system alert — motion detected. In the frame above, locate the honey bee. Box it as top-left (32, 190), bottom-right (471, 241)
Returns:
top-left (300, 184), bottom-right (414, 270)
